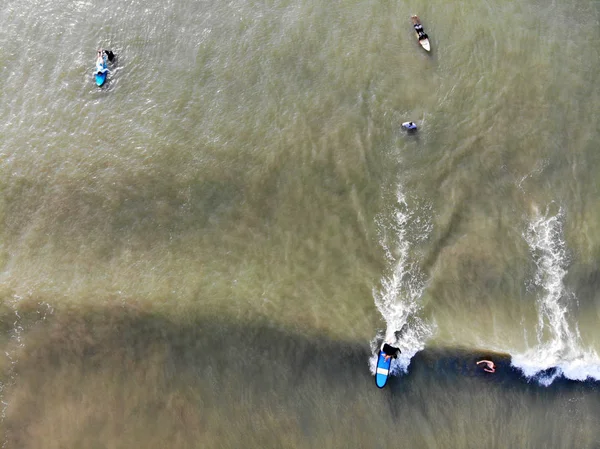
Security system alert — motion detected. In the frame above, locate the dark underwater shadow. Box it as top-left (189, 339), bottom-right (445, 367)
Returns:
top-left (1, 306), bottom-right (599, 448)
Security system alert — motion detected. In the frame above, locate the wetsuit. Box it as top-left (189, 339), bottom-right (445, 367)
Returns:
top-left (382, 343), bottom-right (400, 359)
top-left (414, 24), bottom-right (428, 40)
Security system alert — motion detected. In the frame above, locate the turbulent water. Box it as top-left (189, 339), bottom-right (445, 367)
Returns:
top-left (1, 0), bottom-right (600, 447)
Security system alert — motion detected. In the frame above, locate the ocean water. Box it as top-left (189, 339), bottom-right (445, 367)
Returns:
top-left (0, 0), bottom-right (599, 447)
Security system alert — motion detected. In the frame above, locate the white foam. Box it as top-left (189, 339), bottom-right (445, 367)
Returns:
top-left (512, 207), bottom-right (600, 385)
top-left (370, 187), bottom-right (433, 376)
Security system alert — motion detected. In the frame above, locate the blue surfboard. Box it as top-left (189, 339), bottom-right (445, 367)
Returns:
top-left (95, 56), bottom-right (108, 87)
top-left (375, 350), bottom-right (392, 388)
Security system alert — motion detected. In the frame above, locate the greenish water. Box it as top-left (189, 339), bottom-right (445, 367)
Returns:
top-left (0, 0), bottom-right (599, 447)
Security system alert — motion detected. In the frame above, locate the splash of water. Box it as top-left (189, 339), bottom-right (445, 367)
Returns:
top-left (369, 187), bottom-right (433, 376)
top-left (512, 206), bottom-right (600, 385)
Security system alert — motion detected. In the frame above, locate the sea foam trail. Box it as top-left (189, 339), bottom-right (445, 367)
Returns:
top-left (512, 207), bottom-right (600, 386)
top-left (369, 188), bottom-right (433, 376)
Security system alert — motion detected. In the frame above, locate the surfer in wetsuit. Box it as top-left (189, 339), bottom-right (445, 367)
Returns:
top-left (382, 343), bottom-right (400, 361)
top-left (414, 24), bottom-right (428, 40)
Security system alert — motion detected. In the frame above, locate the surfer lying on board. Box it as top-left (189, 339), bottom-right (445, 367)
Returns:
top-left (382, 343), bottom-right (401, 361)
top-left (477, 360), bottom-right (496, 373)
top-left (413, 24), bottom-right (428, 41)
top-left (402, 121), bottom-right (418, 131)
top-left (96, 50), bottom-right (108, 75)
top-left (96, 49), bottom-right (116, 74)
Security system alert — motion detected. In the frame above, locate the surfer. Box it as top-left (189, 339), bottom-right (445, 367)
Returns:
top-left (477, 360), bottom-right (496, 373)
top-left (381, 343), bottom-right (400, 361)
top-left (413, 23), bottom-right (428, 40)
top-left (103, 49), bottom-right (115, 62)
top-left (96, 50), bottom-right (108, 75)
top-left (402, 121), bottom-right (418, 132)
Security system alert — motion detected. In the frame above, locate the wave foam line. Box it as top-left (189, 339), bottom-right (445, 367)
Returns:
top-left (370, 188), bottom-right (433, 376)
top-left (512, 207), bottom-right (600, 386)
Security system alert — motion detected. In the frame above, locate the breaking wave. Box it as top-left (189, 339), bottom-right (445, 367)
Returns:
top-left (512, 206), bottom-right (600, 386)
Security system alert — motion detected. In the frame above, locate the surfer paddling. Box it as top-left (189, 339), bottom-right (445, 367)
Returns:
top-left (411, 15), bottom-right (431, 51)
top-left (96, 50), bottom-right (108, 75)
top-left (94, 48), bottom-right (116, 86)
top-left (413, 21), bottom-right (427, 41)
top-left (96, 49), bottom-right (115, 74)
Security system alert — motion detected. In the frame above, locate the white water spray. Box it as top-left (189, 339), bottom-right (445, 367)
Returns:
top-left (370, 188), bottom-right (433, 376)
top-left (512, 207), bottom-right (600, 385)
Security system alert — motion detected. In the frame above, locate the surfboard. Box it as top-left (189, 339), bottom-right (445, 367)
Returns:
top-left (95, 56), bottom-right (108, 87)
top-left (375, 350), bottom-right (392, 388)
top-left (411, 15), bottom-right (431, 52)
top-left (95, 71), bottom-right (107, 87)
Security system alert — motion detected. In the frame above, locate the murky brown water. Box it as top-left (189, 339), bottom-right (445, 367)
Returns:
top-left (1, 0), bottom-right (599, 447)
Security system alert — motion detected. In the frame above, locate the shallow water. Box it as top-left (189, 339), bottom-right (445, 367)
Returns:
top-left (1, 0), bottom-right (599, 447)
